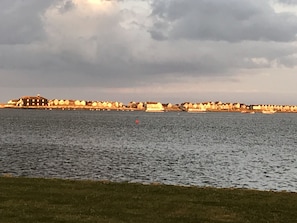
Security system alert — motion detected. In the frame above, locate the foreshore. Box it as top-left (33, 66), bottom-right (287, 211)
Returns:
top-left (1, 176), bottom-right (297, 223)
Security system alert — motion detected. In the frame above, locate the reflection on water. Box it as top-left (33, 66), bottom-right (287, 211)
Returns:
top-left (1, 109), bottom-right (297, 192)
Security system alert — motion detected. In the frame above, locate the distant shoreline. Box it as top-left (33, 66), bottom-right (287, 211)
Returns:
top-left (2, 95), bottom-right (297, 113)
top-left (1, 106), bottom-right (297, 113)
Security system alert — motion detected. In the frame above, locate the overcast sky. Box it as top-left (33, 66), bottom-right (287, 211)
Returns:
top-left (1, 0), bottom-right (297, 105)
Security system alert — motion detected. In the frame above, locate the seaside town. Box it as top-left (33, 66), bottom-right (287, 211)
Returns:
top-left (0, 94), bottom-right (297, 113)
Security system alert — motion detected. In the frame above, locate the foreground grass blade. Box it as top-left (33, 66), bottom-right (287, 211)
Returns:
top-left (1, 177), bottom-right (297, 223)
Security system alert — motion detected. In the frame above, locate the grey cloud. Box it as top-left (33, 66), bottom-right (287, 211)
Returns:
top-left (278, 0), bottom-right (297, 4)
top-left (0, 41), bottom-right (227, 89)
top-left (274, 54), bottom-right (297, 68)
top-left (150, 0), bottom-right (297, 42)
top-left (58, 0), bottom-right (75, 13)
top-left (1, 0), bottom-right (297, 92)
top-left (0, 0), bottom-right (55, 45)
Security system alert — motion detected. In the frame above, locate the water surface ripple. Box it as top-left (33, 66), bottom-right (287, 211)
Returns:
top-left (1, 109), bottom-right (297, 192)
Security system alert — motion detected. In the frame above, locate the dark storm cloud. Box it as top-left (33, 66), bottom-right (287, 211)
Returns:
top-left (1, 0), bottom-right (297, 94)
top-left (150, 0), bottom-right (297, 42)
top-left (0, 0), bottom-right (55, 44)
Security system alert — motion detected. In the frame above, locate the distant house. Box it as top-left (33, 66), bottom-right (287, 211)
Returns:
top-left (162, 103), bottom-right (172, 110)
top-left (250, 105), bottom-right (261, 110)
top-left (128, 101), bottom-right (138, 109)
top-left (137, 102), bottom-right (144, 110)
top-left (145, 102), bottom-right (164, 112)
top-left (7, 99), bottom-right (19, 106)
top-left (180, 102), bottom-right (191, 111)
top-left (18, 95), bottom-right (48, 107)
top-left (74, 100), bottom-right (86, 106)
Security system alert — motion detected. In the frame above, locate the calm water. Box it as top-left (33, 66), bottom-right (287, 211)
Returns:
top-left (1, 109), bottom-right (297, 192)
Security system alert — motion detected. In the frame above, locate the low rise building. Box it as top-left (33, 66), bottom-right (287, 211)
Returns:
top-left (145, 102), bottom-right (164, 112)
top-left (17, 95), bottom-right (48, 107)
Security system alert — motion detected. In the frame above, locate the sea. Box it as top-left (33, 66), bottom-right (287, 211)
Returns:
top-left (1, 109), bottom-right (297, 192)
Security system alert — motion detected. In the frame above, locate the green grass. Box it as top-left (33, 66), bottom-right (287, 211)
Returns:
top-left (0, 176), bottom-right (297, 223)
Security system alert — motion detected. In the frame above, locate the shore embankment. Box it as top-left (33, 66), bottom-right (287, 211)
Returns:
top-left (1, 176), bottom-right (297, 223)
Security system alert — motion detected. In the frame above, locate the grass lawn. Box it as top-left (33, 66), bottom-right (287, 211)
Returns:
top-left (0, 176), bottom-right (297, 223)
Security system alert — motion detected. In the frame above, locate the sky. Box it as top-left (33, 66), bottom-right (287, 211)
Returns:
top-left (1, 0), bottom-right (297, 105)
